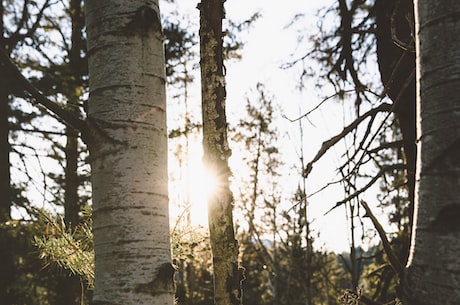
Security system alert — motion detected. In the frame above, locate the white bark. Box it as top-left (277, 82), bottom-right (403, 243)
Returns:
top-left (85, 1), bottom-right (172, 304)
top-left (404, 1), bottom-right (460, 304)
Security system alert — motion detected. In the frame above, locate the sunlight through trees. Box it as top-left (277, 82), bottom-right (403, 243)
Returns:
top-left (1, 0), bottom-right (459, 305)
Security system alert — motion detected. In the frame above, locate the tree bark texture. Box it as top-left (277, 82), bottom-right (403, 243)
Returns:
top-left (85, 1), bottom-right (173, 304)
top-left (404, 1), bottom-right (460, 304)
top-left (199, 1), bottom-right (242, 305)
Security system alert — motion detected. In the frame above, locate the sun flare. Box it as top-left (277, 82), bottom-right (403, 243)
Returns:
top-left (169, 153), bottom-right (221, 228)
top-left (189, 164), bottom-right (218, 209)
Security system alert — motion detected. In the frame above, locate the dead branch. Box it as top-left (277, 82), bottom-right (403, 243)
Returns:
top-left (325, 163), bottom-right (406, 215)
top-left (361, 200), bottom-right (404, 276)
top-left (303, 103), bottom-right (392, 178)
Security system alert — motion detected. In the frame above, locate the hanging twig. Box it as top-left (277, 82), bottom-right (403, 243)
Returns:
top-left (360, 200), bottom-right (404, 276)
top-left (303, 103), bottom-right (392, 178)
top-left (325, 163), bottom-right (406, 215)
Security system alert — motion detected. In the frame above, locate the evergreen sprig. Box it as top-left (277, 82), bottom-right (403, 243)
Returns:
top-left (34, 207), bottom-right (95, 288)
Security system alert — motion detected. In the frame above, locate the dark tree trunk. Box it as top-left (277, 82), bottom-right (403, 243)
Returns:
top-left (57, 1), bottom-right (86, 304)
top-left (375, 0), bottom-right (416, 211)
top-left (0, 2), bottom-right (14, 304)
top-left (0, 79), bottom-right (10, 223)
top-left (64, 127), bottom-right (79, 226)
top-left (199, 1), bottom-right (242, 305)
top-left (64, 0), bottom-right (85, 228)
top-left (375, 0), bottom-right (416, 271)
top-left (0, 73), bottom-right (15, 305)
top-left (0, 0), bottom-right (11, 224)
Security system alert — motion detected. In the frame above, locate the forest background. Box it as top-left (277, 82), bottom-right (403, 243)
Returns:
top-left (1, 0), bottom-right (424, 304)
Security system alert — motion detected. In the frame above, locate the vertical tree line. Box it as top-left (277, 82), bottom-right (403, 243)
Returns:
top-left (199, 1), bottom-right (241, 304)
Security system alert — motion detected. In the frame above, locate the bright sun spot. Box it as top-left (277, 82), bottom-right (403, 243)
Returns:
top-left (189, 164), bottom-right (218, 211)
top-left (168, 134), bottom-right (222, 229)
top-left (175, 158), bottom-right (219, 228)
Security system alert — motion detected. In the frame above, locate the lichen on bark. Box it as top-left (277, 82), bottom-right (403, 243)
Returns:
top-left (199, 1), bottom-right (241, 305)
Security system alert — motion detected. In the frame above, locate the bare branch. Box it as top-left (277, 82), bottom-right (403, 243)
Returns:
top-left (325, 163), bottom-right (406, 215)
top-left (303, 103), bottom-right (393, 178)
top-left (0, 49), bottom-right (88, 139)
top-left (367, 140), bottom-right (404, 155)
top-left (282, 88), bottom-right (379, 123)
top-left (361, 200), bottom-right (404, 276)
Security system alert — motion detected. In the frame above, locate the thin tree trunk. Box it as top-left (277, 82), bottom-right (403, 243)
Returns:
top-left (64, 126), bottom-right (79, 226)
top-left (349, 202), bottom-right (358, 290)
top-left (298, 118), bottom-right (312, 305)
top-left (0, 77), bottom-right (10, 223)
top-left (0, 0), bottom-right (11, 225)
top-left (0, 71), bottom-right (14, 305)
top-left (404, 1), bottom-right (460, 304)
top-left (58, 126), bottom-right (81, 304)
top-left (85, 1), bottom-right (173, 304)
top-left (199, 1), bottom-right (241, 305)
top-left (0, 3), bottom-right (14, 303)
top-left (57, 2), bottom-right (86, 303)
top-left (64, 0), bottom-right (85, 228)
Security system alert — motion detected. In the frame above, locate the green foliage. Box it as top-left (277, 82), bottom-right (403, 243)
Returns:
top-left (34, 205), bottom-right (216, 304)
top-left (2, 0), bottom-right (417, 304)
top-left (223, 12), bottom-right (261, 60)
top-left (171, 221), bottom-right (209, 262)
top-left (229, 83), bottom-right (353, 305)
top-left (34, 207), bottom-right (94, 288)
top-left (338, 288), bottom-right (403, 305)
top-left (164, 18), bottom-right (196, 83)
top-left (338, 288), bottom-right (362, 305)
top-left (173, 229), bottom-right (214, 305)
top-left (239, 232), bottom-right (350, 305)
top-left (0, 218), bottom-right (66, 305)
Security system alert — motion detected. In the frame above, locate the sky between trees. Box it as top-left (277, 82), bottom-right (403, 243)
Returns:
top-left (164, 0), bottom-right (386, 253)
top-left (4, 0), bottom-right (459, 304)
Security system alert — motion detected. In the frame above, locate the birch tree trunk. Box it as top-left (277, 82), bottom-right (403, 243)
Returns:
top-left (404, 1), bottom-right (460, 304)
top-left (199, 1), bottom-right (242, 305)
top-left (85, 1), bottom-right (173, 304)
